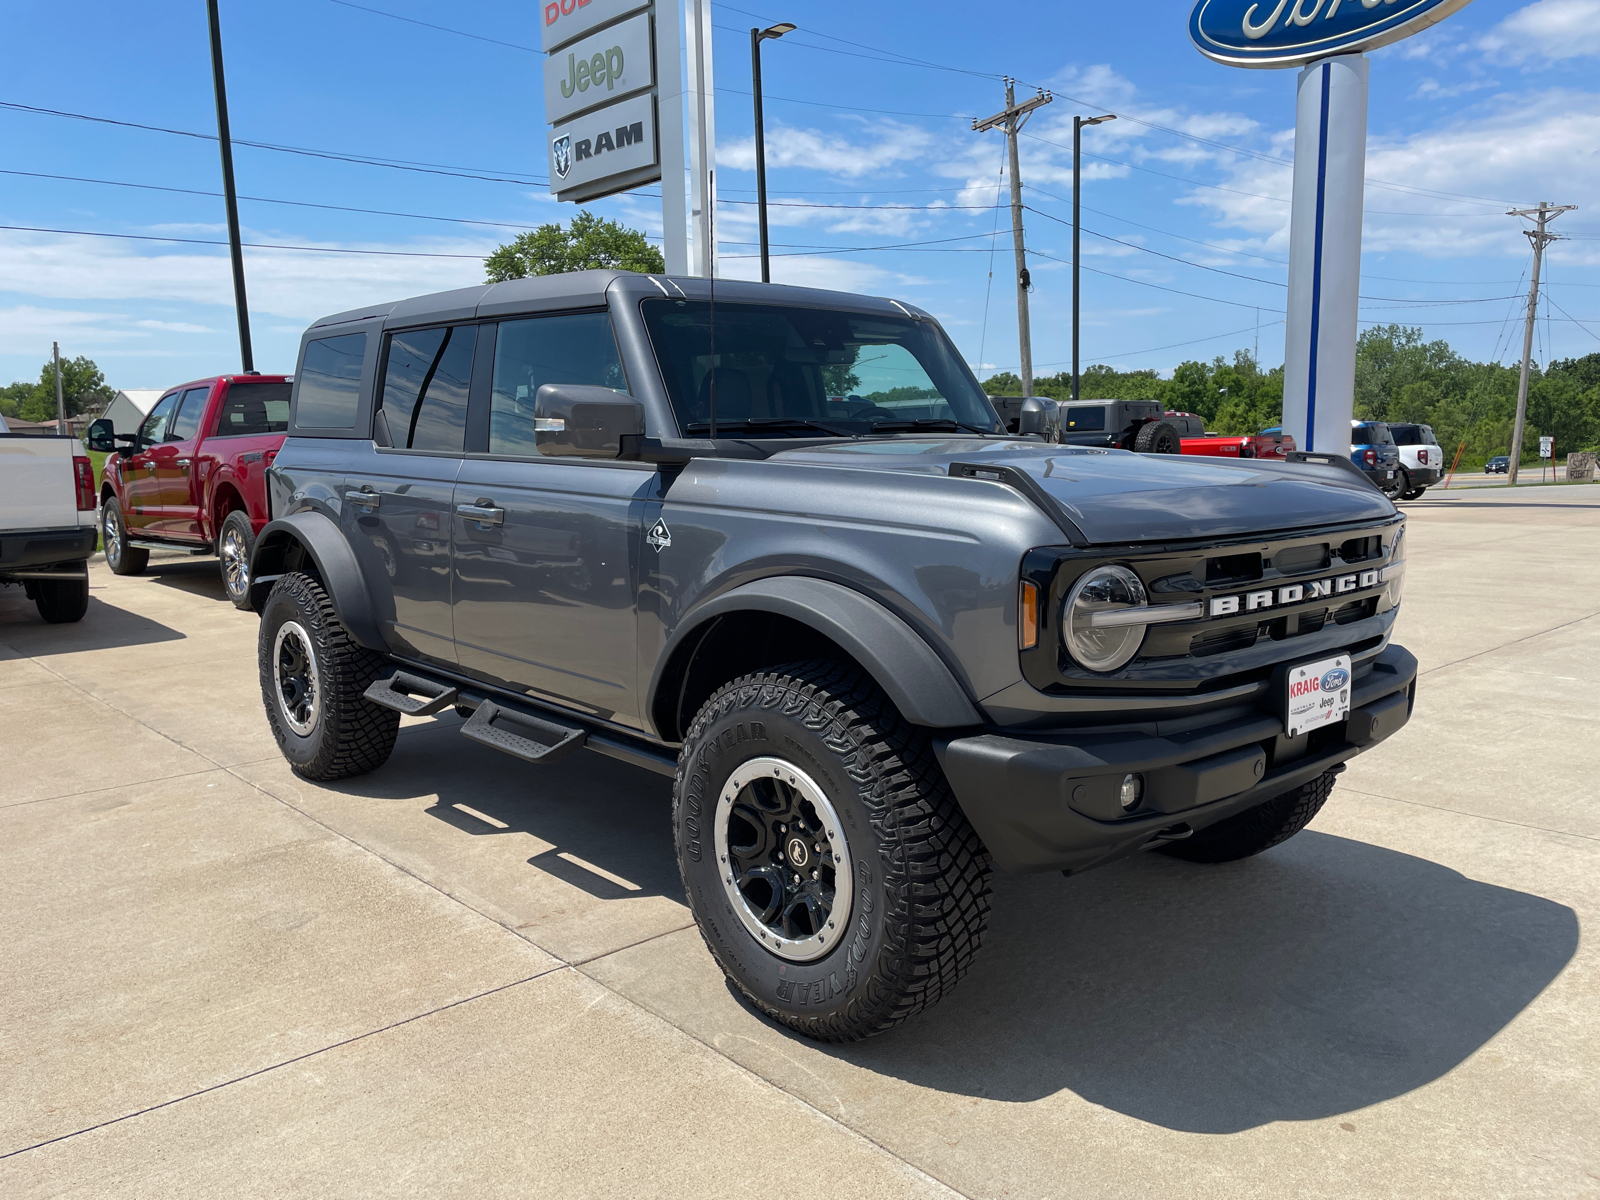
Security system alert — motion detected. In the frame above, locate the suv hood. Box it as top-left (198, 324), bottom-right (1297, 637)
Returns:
top-left (771, 439), bottom-right (1396, 544)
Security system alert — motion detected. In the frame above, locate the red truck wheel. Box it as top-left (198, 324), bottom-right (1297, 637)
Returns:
top-left (218, 510), bottom-right (256, 610)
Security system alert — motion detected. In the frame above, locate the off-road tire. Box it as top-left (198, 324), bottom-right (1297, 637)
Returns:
top-left (218, 509), bottom-right (256, 610)
top-left (674, 661), bottom-right (992, 1042)
top-left (102, 497), bottom-right (148, 576)
top-left (34, 577), bottom-right (89, 624)
top-left (1135, 420), bottom-right (1182, 454)
top-left (1158, 769), bottom-right (1339, 863)
top-left (258, 571), bottom-right (398, 780)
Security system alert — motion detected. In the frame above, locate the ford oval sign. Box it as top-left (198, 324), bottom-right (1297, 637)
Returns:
top-left (1321, 666), bottom-right (1351, 691)
top-left (1190, 0), bottom-right (1476, 68)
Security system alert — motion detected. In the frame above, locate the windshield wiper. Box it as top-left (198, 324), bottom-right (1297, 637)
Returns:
top-left (869, 417), bottom-right (996, 437)
top-left (684, 417), bottom-right (858, 439)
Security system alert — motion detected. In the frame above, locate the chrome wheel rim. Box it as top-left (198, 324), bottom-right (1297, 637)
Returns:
top-left (272, 621), bottom-right (320, 736)
top-left (713, 756), bottom-right (853, 963)
top-left (221, 526), bottom-right (249, 597)
top-left (104, 505), bottom-right (122, 566)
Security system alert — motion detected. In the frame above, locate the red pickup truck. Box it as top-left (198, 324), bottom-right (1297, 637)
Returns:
top-left (1164, 411), bottom-right (1295, 461)
top-left (88, 374), bottom-right (290, 608)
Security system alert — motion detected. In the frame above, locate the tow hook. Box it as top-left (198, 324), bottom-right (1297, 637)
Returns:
top-left (1150, 823), bottom-right (1194, 843)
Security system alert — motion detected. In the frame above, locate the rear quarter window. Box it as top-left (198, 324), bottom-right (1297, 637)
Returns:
top-left (295, 334), bottom-right (367, 428)
top-left (214, 382), bottom-right (291, 436)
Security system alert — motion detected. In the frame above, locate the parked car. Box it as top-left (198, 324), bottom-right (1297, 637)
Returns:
top-left (88, 374), bottom-right (291, 608)
top-left (1246, 426), bottom-right (1296, 460)
top-left (1387, 423), bottom-right (1442, 499)
top-left (1486, 455), bottom-right (1510, 474)
top-left (248, 272), bottom-right (1415, 1042)
top-left (1059, 399), bottom-right (1180, 452)
top-left (1168, 412), bottom-right (1297, 461)
top-left (0, 416), bottom-right (98, 622)
top-left (1351, 421), bottom-right (1401, 494)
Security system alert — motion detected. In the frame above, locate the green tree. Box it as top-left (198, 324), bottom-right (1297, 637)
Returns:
top-left (7, 356), bottom-right (114, 422)
top-left (485, 211), bottom-right (664, 281)
top-left (0, 381), bottom-right (31, 419)
top-left (979, 371), bottom-right (1023, 395)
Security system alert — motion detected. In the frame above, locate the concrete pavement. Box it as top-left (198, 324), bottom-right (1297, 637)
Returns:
top-left (1, 488), bottom-right (1596, 1198)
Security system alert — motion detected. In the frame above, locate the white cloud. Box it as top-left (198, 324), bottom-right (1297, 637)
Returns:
top-left (135, 319), bottom-right (212, 333)
top-left (718, 121), bottom-right (937, 179)
top-left (1480, 0), bottom-right (1600, 62)
top-left (715, 251), bottom-right (920, 295)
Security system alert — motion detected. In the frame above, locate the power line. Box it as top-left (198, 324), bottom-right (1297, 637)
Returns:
top-left (0, 224), bottom-right (490, 259)
top-left (1035, 319), bottom-right (1285, 367)
top-left (325, 0), bottom-right (539, 52)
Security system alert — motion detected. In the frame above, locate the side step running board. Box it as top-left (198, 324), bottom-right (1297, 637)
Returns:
top-left (363, 671), bottom-right (460, 716)
top-left (460, 700), bottom-right (588, 764)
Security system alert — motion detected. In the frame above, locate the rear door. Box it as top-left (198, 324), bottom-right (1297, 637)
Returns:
top-left (342, 323), bottom-right (473, 666)
top-left (450, 311), bottom-right (652, 724)
top-left (151, 385), bottom-right (212, 540)
top-left (122, 392), bottom-right (178, 530)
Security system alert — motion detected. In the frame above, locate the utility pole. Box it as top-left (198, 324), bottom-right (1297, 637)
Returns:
top-left (1506, 201), bottom-right (1574, 485)
top-left (974, 79), bottom-right (1051, 396)
top-left (1072, 112), bottom-right (1115, 403)
top-left (750, 22), bottom-right (795, 284)
top-left (207, 0), bottom-right (254, 373)
top-left (53, 342), bottom-right (64, 429)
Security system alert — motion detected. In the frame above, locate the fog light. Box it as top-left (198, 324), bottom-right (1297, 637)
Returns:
top-left (1119, 773), bottom-right (1144, 812)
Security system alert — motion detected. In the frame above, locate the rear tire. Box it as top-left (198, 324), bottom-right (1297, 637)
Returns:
top-left (674, 661), bottom-right (992, 1042)
top-left (1134, 420), bottom-right (1182, 454)
top-left (1158, 770), bottom-right (1338, 864)
top-left (218, 509), bottom-right (256, 610)
top-left (34, 577), bottom-right (89, 624)
top-left (258, 571), bottom-right (399, 780)
top-left (102, 497), bottom-right (148, 576)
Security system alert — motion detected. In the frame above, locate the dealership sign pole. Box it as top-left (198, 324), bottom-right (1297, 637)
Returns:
top-left (1189, 0), bottom-right (1474, 454)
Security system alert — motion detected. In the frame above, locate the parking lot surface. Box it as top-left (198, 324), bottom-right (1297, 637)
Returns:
top-left (3, 485), bottom-right (1597, 1198)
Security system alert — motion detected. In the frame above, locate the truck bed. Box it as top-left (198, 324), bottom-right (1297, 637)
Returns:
top-left (0, 435), bottom-right (97, 534)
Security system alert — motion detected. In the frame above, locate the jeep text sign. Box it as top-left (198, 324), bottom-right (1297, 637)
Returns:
top-left (543, 12), bottom-right (654, 125)
top-left (549, 90), bottom-right (657, 200)
top-left (1190, 0), bottom-right (1475, 68)
top-left (541, 0), bottom-right (648, 52)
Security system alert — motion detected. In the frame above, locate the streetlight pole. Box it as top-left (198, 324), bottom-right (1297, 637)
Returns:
top-left (1072, 113), bottom-right (1115, 404)
top-left (206, 0), bottom-right (254, 373)
top-left (750, 22), bottom-right (794, 284)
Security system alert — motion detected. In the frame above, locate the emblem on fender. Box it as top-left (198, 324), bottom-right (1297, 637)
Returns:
top-left (646, 519), bottom-right (671, 552)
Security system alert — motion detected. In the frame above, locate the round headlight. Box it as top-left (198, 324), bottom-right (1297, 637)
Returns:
top-left (1063, 564), bottom-right (1149, 673)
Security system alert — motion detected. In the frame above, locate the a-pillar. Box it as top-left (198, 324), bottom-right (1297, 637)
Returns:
top-left (1282, 54), bottom-right (1368, 454)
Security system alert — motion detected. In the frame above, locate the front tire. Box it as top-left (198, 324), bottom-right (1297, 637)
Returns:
top-left (34, 576), bottom-right (89, 624)
top-left (674, 661), bottom-right (992, 1042)
top-left (258, 571), bottom-right (398, 780)
top-left (218, 510), bottom-right (256, 610)
top-left (1134, 420), bottom-right (1182, 454)
top-left (102, 497), bottom-right (148, 576)
top-left (1158, 769), bottom-right (1339, 863)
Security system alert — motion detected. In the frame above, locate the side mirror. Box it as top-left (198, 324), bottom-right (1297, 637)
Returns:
top-left (534, 384), bottom-right (645, 459)
top-left (86, 418), bottom-right (116, 453)
top-left (1017, 396), bottom-right (1048, 436)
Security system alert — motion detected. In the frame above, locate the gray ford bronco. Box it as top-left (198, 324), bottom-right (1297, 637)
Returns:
top-left (251, 271), bottom-right (1415, 1042)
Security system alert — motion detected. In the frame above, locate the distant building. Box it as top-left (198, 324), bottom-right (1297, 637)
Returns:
top-left (100, 389), bottom-right (164, 437)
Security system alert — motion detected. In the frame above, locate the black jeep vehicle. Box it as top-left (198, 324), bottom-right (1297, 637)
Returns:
top-left (250, 271), bottom-right (1415, 1042)
top-left (1059, 398), bottom-right (1181, 453)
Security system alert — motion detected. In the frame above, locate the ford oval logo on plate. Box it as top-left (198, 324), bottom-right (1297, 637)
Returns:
top-left (1321, 667), bottom-right (1351, 691)
top-left (1190, 0), bottom-right (1476, 68)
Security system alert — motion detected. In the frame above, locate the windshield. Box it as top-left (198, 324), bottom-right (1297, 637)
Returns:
top-left (640, 299), bottom-right (998, 437)
top-left (1351, 423), bottom-right (1394, 446)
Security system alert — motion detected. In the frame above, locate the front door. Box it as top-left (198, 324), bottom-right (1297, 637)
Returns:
top-left (150, 385), bottom-right (211, 540)
top-left (341, 322), bottom-right (475, 667)
top-left (122, 391), bottom-right (178, 531)
top-left (450, 311), bottom-right (651, 727)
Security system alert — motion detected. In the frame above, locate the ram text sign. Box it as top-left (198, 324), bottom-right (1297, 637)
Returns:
top-left (549, 90), bottom-right (657, 201)
top-left (1190, 0), bottom-right (1476, 67)
top-left (544, 12), bottom-right (653, 125)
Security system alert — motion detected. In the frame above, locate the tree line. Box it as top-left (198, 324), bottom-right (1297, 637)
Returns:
top-left (1, 356), bottom-right (115, 424)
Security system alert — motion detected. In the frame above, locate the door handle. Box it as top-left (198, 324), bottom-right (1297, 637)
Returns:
top-left (145, 463), bottom-right (157, 473)
top-left (457, 502), bottom-right (504, 527)
top-left (345, 488), bottom-right (380, 511)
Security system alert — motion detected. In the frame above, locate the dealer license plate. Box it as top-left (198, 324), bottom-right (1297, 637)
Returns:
top-left (1285, 654), bottom-right (1352, 738)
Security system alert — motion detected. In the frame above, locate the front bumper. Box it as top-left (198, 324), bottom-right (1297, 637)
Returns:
top-left (936, 643), bottom-right (1416, 874)
top-left (0, 525), bottom-right (97, 577)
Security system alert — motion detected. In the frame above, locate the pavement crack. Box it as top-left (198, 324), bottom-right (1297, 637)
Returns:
top-left (1418, 608), bottom-right (1600, 678)
top-left (1339, 785), bottom-right (1600, 844)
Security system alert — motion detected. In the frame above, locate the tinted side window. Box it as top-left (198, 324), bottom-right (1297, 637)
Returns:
top-left (166, 387), bottom-right (210, 442)
top-left (296, 333), bottom-right (368, 428)
top-left (214, 382), bottom-right (291, 437)
top-left (489, 313), bottom-right (626, 456)
top-left (1352, 426), bottom-right (1372, 445)
top-left (139, 394), bottom-right (179, 445)
top-left (379, 325), bottom-right (475, 454)
top-left (1063, 406), bottom-right (1105, 432)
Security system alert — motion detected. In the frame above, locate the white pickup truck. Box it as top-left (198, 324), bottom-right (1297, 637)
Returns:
top-left (0, 414), bottom-right (99, 622)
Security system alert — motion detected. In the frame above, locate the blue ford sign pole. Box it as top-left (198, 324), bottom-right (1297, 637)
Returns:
top-left (1189, 0), bottom-right (1474, 453)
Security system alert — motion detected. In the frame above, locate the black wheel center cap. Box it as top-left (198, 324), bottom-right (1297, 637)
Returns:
top-left (786, 837), bottom-right (810, 869)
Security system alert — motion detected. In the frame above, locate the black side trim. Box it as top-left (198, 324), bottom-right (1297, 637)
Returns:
top-left (247, 510), bottom-right (386, 649)
top-left (1286, 450), bottom-right (1383, 492)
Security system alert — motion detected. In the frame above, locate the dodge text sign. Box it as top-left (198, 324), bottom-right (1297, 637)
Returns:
top-left (541, 0), bottom-right (648, 52)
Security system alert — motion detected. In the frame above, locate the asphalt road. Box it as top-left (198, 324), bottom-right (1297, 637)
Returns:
top-left (2, 486), bottom-right (1597, 1198)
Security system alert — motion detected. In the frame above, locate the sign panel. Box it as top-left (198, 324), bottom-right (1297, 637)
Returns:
top-left (541, 0), bottom-right (649, 52)
top-left (550, 91), bottom-right (657, 202)
top-left (1285, 653), bottom-right (1351, 739)
top-left (544, 12), bottom-right (653, 125)
top-left (1539, 435), bottom-right (1554, 459)
top-left (1568, 450), bottom-right (1596, 483)
top-left (1190, 0), bottom-right (1475, 68)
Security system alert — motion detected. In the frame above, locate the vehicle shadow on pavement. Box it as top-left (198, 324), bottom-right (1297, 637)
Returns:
top-left (143, 558), bottom-right (229, 601)
top-left (0, 592), bottom-right (186, 654)
top-left (825, 832), bottom-right (1578, 1133)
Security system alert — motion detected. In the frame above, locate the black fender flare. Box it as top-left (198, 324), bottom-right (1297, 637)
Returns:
top-left (248, 510), bottom-right (386, 650)
top-left (650, 576), bottom-right (983, 733)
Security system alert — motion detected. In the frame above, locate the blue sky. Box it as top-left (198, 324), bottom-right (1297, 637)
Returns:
top-left (2, 0), bottom-right (1597, 391)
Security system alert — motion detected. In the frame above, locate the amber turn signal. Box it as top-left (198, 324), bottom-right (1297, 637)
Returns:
top-left (1019, 580), bottom-right (1039, 650)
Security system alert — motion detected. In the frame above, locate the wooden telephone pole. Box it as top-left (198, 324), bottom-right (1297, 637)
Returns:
top-left (973, 80), bottom-right (1052, 397)
top-left (1506, 200), bottom-right (1574, 485)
